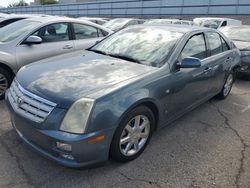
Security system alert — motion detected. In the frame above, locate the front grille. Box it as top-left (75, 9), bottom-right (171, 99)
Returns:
top-left (8, 79), bottom-right (56, 123)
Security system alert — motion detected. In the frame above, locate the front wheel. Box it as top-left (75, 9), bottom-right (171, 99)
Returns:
top-left (110, 106), bottom-right (155, 162)
top-left (216, 72), bottom-right (234, 100)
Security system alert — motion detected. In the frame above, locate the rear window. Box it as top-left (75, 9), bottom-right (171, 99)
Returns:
top-left (207, 32), bottom-right (223, 56)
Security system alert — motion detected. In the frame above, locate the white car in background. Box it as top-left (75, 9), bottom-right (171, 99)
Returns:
top-left (193, 17), bottom-right (242, 29)
top-left (78, 17), bottom-right (108, 25)
top-left (144, 19), bottom-right (197, 26)
top-left (103, 18), bottom-right (145, 32)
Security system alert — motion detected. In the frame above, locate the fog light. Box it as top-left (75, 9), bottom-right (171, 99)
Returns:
top-left (56, 142), bottom-right (72, 152)
top-left (60, 153), bottom-right (74, 160)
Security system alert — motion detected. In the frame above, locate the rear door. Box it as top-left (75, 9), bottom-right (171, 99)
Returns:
top-left (205, 31), bottom-right (233, 93)
top-left (71, 23), bottom-right (108, 51)
top-left (16, 22), bottom-right (75, 68)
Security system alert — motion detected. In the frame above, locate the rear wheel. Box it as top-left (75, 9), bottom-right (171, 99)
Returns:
top-left (216, 72), bottom-right (234, 100)
top-left (0, 68), bottom-right (13, 100)
top-left (110, 106), bottom-right (155, 162)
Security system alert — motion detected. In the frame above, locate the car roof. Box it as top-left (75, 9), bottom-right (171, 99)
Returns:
top-left (22, 15), bottom-right (112, 33)
top-left (135, 24), bottom-right (213, 33)
top-left (194, 17), bottom-right (239, 21)
top-left (220, 25), bottom-right (250, 29)
top-left (79, 17), bottom-right (106, 20)
top-left (24, 16), bottom-right (106, 25)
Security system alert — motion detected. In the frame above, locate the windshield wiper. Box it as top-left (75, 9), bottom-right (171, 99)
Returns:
top-left (108, 54), bottom-right (142, 64)
top-left (87, 49), bottom-right (110, 56)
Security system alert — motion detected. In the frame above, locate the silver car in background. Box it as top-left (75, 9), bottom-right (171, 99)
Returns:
top-left (78, 17), bottom-right (108, 25)
top-left (103, 18), bottom-right (145, 32)
top-left (0, 16), bottom-right (112, 99)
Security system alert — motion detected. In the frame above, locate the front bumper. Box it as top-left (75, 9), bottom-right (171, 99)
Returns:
top-left (6, 95), bottom-right (115, 168)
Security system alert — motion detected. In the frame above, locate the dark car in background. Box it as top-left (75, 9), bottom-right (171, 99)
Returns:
top-left (220, 26), bottom-right (250, 80)
top-left (6, 25), bottom-right (240, 168)
top-left (103, 18), bottom-right (144, 32)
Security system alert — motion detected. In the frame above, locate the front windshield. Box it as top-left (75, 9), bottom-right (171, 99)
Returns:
top-left (91, 27), bottom-right (183, 67)
top-left (202, 20), bottom-right (221, 29)
top-left (221, 27), bottom-right (250, 42)
top-left (0, 19), bottom-right (40, 43)
top-left (103, 19), bottom-right (129, 31)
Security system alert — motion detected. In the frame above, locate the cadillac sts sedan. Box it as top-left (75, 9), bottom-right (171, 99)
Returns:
top-left (0, 16), bottom-right (112, 99)
top-left (6, 25), bottom-right (240, 168)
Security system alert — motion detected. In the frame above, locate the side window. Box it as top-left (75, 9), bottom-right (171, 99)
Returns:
top-left (221, 36), bottom-right (230, 51)
top-left (73, 23), bottom-right (98, 40)
top-left (97, 20), bottom-right (105, 25)
top-left (221, 21), bottom-right (227, 27)
top-left (181, 34), bottom-right (207, 60)
top-left (207, 32), bottom-right (223, 56)
top-left (128, 20), bottom-right (139, 26)
top-left (98, 29), bottom-right (109, 37)
top-left (138, 20), bottom-right (145, 24)
top-left (33, 23), bottom-right (69, 43)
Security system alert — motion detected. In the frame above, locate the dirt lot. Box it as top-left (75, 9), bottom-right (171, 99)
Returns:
top-left (0, 80), bottom-right (250, 188)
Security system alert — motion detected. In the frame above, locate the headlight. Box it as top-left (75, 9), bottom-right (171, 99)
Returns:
top-left (241, 50), bottom-right (250, 57)
top-left (60, 98), bottom-right (95, 134)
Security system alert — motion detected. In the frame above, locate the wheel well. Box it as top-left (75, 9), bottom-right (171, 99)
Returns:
top-left (232, 65), bottom-right (240, 72)
top-left (0, 63), bottom-right (15, 78)
top-left (140, 101), bottom-right (159, 130)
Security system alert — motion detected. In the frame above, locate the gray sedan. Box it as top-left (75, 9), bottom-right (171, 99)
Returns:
top-left (220, 26), bottom-right (250, 80)
top-left (0, 16), bottom-right (112, 99)
top-left (6, 25), bottom-right (240, 168)
top-left (103, 18), bottom-right (144, 32)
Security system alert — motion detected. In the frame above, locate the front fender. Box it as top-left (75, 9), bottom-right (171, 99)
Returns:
top-left (87, 87), bottom-right (160, 133)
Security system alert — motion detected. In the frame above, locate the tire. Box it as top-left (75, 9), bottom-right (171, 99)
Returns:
top-left (110, 105), bottom-right (155, 162)
top-left (216, 72), bottom-right (234, 100)
top-left (0, 67), bottom-right (13, 100)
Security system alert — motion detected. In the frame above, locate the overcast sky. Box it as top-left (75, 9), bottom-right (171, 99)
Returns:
top-left (0, 0), bottom-right (33, 7)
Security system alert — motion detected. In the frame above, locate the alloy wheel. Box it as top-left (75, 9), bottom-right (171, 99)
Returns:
top-left (119, 115), bottom-right (150, 157)
top-left (0, 73), bottom-right (8, 97)
top-left (223, 74), bottom-right (233, 96)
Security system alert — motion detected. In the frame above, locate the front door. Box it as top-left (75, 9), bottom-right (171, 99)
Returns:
top-left (161, 33), bottom-right (214, 120)
top-left (16, 22), bottom-right (75, 69)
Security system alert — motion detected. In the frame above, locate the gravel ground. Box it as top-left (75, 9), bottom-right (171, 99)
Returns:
top-left (0, 79), bottom-right (250, 188)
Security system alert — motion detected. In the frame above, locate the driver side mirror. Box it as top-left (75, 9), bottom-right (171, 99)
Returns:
top-left (177, 57), bottom-right (201, 68)
top-left (23, 36), bottom-right (42, 45)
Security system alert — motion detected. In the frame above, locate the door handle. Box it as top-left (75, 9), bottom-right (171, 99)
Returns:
top-left (63, 45), bottom-right (73, 50)
top-left (203, 67), bottom-right (212, 74)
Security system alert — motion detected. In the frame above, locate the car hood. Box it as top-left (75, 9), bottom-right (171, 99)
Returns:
top-left (16, 50), bottom-right (157, 108)
top-left (233, 40), bottom-right (250, 50)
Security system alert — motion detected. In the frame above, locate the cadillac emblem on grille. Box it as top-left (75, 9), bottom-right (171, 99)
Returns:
top-left (17, 96), bottom-right (23, 107)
